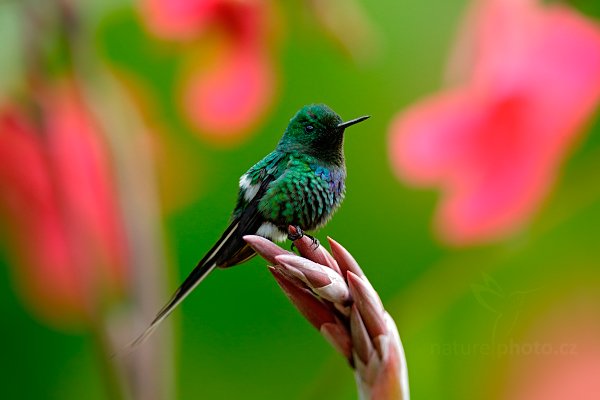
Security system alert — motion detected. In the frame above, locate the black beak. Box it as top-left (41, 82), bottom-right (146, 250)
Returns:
top-left (337, 115), bottom-right (370, 129)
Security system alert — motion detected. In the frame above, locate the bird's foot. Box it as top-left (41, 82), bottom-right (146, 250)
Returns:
top-left (307, 235), bottom-right (320, 250)
top-left (287, 225), bottom-right (304, 241)
top-left (288, 225), bottom-right (319, 251)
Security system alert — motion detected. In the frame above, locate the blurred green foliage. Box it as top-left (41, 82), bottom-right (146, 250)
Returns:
top-left (2, 0), bottom-right (600, 399)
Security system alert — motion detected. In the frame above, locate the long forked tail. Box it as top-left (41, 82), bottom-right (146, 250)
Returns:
top-left (127, 220), bottom-right (244, 350)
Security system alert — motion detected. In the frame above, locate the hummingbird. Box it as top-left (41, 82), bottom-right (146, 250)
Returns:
top-left (131, 104), bottom-right (369, 346)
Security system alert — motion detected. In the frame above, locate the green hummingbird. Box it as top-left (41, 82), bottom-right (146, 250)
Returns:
top-left (132, 104), bottom-right (369, 345)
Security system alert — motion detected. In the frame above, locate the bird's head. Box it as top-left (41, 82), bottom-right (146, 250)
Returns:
top-left (278, 104), bottom-right (369, 165)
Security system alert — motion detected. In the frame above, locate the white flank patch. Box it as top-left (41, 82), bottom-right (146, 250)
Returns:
top-left (256, 222), bottom-right (287, 242)
top-left (239, 173), bottom-right (260, 201)
top-left (239, 173), bottom-right (251, 188)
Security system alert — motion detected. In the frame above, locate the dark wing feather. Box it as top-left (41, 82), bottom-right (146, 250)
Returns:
top-left (127, 172), bottom-right (276, 349)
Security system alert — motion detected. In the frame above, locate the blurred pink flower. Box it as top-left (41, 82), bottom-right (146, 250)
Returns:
top-left (141, 0), bottom-right (278, 143)
top-left (0, 80), bottom-right (128, 327)
top-left (388, 0), bottom-right (600, 245)
top-left (504, 301), bottom-right (600, 400)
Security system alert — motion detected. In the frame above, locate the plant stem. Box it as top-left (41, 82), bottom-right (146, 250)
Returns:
top-left (90, 320), bottom-right (128, 400)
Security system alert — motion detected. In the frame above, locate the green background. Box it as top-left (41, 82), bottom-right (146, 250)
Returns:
top-left (2, 0), bottom-right (600, 398)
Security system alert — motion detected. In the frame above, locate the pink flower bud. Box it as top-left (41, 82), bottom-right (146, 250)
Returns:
top-left (0, 80), bottom-right (129, 328)
top-left (268, 266), bottom-right (337, 331)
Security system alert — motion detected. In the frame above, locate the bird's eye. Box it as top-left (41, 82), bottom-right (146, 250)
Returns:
top-left (305, 125), bottom-right (314, 132)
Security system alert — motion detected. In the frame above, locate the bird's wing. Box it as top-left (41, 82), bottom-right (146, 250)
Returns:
top-left (127, 163), bottom-right (279, 349)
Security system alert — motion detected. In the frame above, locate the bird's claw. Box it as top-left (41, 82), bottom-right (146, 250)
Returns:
top-left (287, 225), bottom-right (319, 251)
top-left (287, 225), bottom-right (304, 241)
top-left (307, 235), bottom-right (320, 250)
